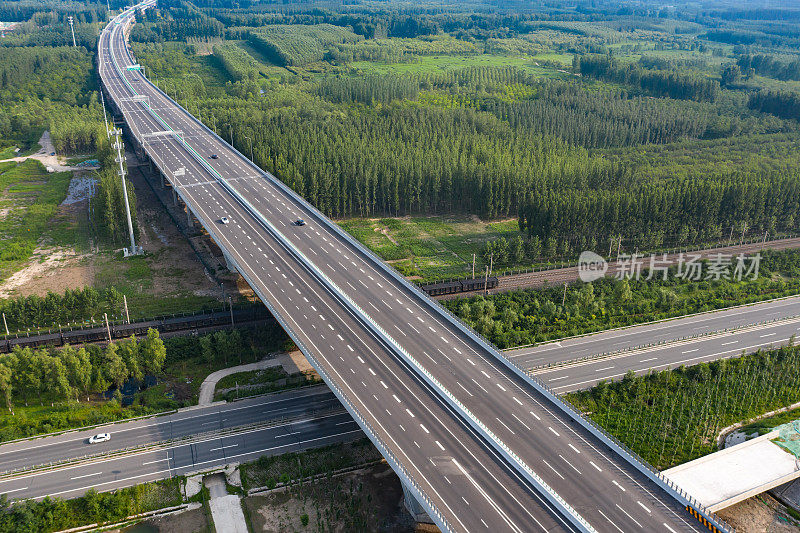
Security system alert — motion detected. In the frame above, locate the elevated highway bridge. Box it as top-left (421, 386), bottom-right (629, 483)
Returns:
top-left (99, 4), bottom-right (732, 531)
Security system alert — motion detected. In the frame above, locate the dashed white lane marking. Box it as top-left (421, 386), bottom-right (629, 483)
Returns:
top-left (615, 504), bottom-right (642, 528)
top-left (597, 509), bottom-right (624, 533)
top-left (541, 459), bottom-right (564, 480)
top-left (612, 480), bottom-right (626, 492)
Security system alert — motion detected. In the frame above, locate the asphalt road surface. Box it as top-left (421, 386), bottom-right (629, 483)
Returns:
top-left (95, 5), bottom-right (716, 531)
top-left (0, 410), bottom-right (360, 501)
top-left (0, 387), bottom-right (342, 475)
top-left (533, 315), bottom-right (800, 393)
top-left (509, 296), bottom-right (800, 369)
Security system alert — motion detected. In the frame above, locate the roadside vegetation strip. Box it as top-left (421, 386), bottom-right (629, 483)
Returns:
top-left (566, 344), bottom-right (800, 470)
top-left (504, 293), bottom-right (800, 353)
top-left (0, 477), bottom-right (183, 533)
top-left (443, 247), bottom-right (800, 350)
top-left (0, 407), bottom-right (347, 480)
top-left (530, 314), bottom-right (800, 372)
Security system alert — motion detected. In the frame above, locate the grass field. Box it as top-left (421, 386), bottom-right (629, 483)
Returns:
top-left (338, 216), bottom-right (519, 280)
top-left (0, 159), bottom-right (74, 280)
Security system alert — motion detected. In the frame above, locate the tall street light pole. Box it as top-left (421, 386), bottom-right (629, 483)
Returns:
top-left (244, 134), bottom-right (253, 161)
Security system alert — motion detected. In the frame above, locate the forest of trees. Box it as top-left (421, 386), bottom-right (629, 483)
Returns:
top-left (737, 54), bottom-right (800, 82)
top-left (247, 24), bottom-right (362, 67)
top-left (518, 171), bottom-right (800, 249)
top-left (0, 287), bottom-right (129, 332)
top-left (574, 54), bottom-right (721, 102)
top-left (0, 329), bottom-right (166, 410)
top-left (748, 89), bottom-right (800, 121)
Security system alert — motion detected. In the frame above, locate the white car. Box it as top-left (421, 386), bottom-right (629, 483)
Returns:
top-left (88, 433), bottom-right (111, 444)
top-left (220, 216), bottom-right (229, 224)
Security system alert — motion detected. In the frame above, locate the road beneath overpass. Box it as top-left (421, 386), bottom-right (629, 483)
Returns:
top-left (74, 4), bottom-right (731, 531)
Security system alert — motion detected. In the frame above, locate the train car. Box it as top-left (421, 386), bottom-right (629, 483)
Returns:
top-left (460, 276), bottom-right (498, 293)
top-left (9, 331), bottom-right (62, 350)
top-left (421, 280), bottom-right (462, 297)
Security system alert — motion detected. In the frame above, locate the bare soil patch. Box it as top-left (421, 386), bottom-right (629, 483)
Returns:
top-left (243, 463), bottom-right (414, 533)
top-left (135, 507), bottom-right (210, 533)
top-left (716, 494), bottom-right (800, 533)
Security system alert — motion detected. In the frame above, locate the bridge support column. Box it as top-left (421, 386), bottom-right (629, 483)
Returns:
top-left (223, 252), bottom-right (237, 273)
top-left (401, 483), bottom-right (434, 525)
top-left (186, 206), bottom-right (193, 228)
top-left (160, 172), bottom-right (166, 189)
top-left (172, 188), bottom-right (178, 206)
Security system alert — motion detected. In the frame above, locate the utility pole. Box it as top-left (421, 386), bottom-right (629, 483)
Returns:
top-left (608, 235), bottom-right (614, 257)
top-left (763, 230), bottom-right (768, 245)
top-left (227, 123), bottom-right (233, 145)
top-left (471, 253), bottom-right (475, 279)
top-left (101, 90), bottom-right (110, 138)
top-left (111, 129), bottom-right (141, 256)
top-left (484, 265), bottom-right (489, 295)
top-left (728, 226), bottom-right (734, 246)
top-left (123, 295), bottom-right (130, 324)
top-left (740, 222), bottom-right (747, 246)
top-left (2, 313), bottom-right (8, 336)
top-left (616, 234), bottom-right (622, 260)
top-left (104, 313), bottom-right (112, 343)
top-left (488, 253), bottom-right (494, 278)
top-left (562, 282), bottom-right (567, 306)
top-left (68, 16), bottom-right (77, 47)
top-left (229, 297), bottom-right (234, 327)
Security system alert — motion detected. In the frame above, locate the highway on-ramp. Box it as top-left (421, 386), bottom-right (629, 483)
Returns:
top-left (92, 4), bottom-right (726, 531)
